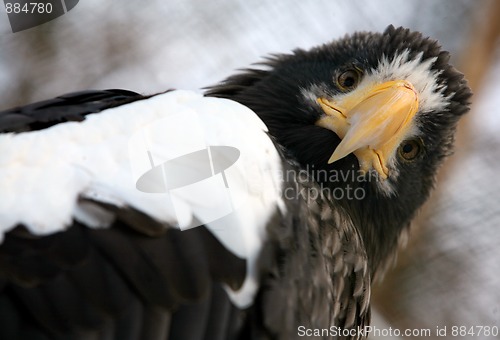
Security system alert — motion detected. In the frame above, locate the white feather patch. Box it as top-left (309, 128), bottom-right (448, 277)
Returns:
top-left (0, 90), bottom-right (285, 307)
top-left (369, 50), bottom-right (452, 115)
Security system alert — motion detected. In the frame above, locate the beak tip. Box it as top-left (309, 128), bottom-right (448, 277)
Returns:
top-left (327, 142), bottom-right (353, 165)
top-left (327, 152), bottom-right (343, 165)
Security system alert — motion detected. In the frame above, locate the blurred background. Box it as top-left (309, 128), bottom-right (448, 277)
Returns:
top-left (1, 1), bottom-right (499, 339)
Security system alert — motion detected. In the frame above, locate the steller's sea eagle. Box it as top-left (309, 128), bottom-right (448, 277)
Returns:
top-left (0, 26), bottom-right (471, 339)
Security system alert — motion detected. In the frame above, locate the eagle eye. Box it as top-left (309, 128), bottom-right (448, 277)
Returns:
top-left (337, 69), bottom-right (361, 91)
top-left (399, 139), bottom-right (422, 161)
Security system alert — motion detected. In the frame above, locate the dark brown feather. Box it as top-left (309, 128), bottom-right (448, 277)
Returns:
top-left (0, 202), bottom-right (247, 340)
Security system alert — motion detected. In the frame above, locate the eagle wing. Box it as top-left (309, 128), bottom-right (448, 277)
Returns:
top-left (0, 90), bottom-right (284, 339)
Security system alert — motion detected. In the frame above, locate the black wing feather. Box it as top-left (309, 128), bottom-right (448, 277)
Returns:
top-left (0, 89), bottom-right (146, 133)
top-left (0, 202), bottom-right (247, 340)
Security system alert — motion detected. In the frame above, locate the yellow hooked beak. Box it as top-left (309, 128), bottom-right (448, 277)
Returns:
top-left (316, 80), bottom-right (419, 179)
